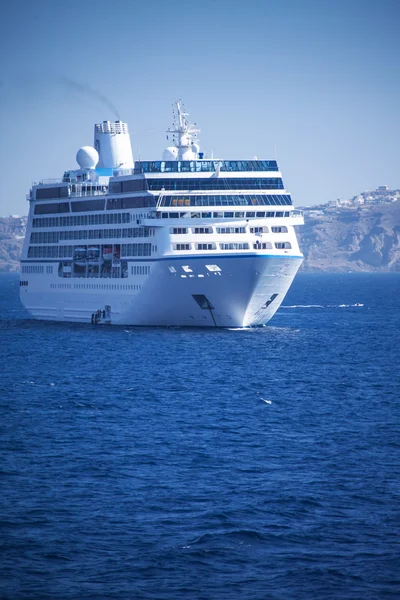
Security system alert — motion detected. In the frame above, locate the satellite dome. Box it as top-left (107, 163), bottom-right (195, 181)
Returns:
top-left (76, 146), bottom-right (99, 170)
top-left (162, 146), bottom-right (178, 161)
top-left (181, 148), bottom-right (196, 161)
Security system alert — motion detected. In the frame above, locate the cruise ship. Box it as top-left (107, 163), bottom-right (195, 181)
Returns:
top-left (20, 102), bottom-right (303, 327)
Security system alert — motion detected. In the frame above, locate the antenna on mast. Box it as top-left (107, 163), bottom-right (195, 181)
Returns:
top-left (164, 100), bottom-right (201, 161)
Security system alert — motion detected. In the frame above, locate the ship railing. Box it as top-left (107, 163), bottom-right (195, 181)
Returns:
top-left (113, 168), bottom-right (135, 177)
top-left (156, 188), bottom-right (166, 209)
top-left (69, 188), bottom-right (108, 198)
top-left (95, 122), bottom-right (128, 135)
top-left (33, 178), bottom-right (63, 185)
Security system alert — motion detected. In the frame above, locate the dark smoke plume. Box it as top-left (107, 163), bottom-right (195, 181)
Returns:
top-left (57, 75), bottom-right (121, 120)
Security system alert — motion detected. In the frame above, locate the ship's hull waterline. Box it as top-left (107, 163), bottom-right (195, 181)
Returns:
top-left (20, 255), bottom-right (302, 327)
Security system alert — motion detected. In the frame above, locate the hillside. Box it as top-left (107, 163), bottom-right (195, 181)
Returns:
top-left (0, 201), bottom-right (399, 273)
top-left (0, 216), bottom-right (26, 272)
top-left (297, 201), bottom-right (400, 272)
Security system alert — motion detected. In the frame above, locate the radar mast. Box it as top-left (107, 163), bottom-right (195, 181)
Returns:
top-left (165, 100), bottom-right (200, 161)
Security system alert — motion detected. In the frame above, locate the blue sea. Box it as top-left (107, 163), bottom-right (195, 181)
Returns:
top-left (1, 273), bottom-right (399, 600)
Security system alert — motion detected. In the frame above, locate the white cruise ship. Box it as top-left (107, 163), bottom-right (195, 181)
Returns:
top-left (20, 102), bottom-right (304, 327)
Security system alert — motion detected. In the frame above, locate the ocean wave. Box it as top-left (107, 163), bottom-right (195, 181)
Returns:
top-left (281, 303), bottom-right (364, 309)
top-left (190, 529), bottom-right (268, 546)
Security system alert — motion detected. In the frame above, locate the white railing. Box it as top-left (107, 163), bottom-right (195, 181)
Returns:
top-left (113, 168), bottom-right (134, 177)
top-left (95, 121), bottom-right (128, 134)
top-left (69, 188), bottom-right (108, 198)
top-left (33, 178), bottom-right (63, 185)
top-left (156, 188), bottom-right (166, 209)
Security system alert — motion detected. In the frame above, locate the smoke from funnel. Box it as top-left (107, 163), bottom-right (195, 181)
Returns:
top-left (57, 75), bottom-right (121, 120)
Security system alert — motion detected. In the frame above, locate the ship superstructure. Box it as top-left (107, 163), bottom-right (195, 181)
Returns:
top-left (20, 102), bottom-right (303, 327)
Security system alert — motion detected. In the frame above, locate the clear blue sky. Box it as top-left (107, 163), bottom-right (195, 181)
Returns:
top-left (0, 0), bottom-right (398, 215)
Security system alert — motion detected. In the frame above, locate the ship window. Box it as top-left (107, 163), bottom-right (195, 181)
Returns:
top-left (36, 186), bottom-right (69, 200)
top-left (121, 179), bottom-right (146, 192)
top-left (33, 217), bottom-right (60, 227)
top-left (250, 226), bottom-right (269, 233)
top-left (194, 227), bottom-right (213, 234)
top-left (134, 160), bottom-right (279, 173)
top-left (28, 246), bottom-right (59, 258)
top-left (109, 181), bottom-right (122, 193)
top-left (171, 227), bottom-right (188, 234)
top-left (146, 194), bottom-right (292, 208)
top-left (120, 197), bottom-right (156, 209)
top-left (35, 202), bottom-right (70, 215)
top-left (220, 243), bottom-right (249, 250)
top-left (122, 227), bottom-right (152, 238)
top-left (272, 226), bottom-right (288, 233)
top-left (120, 243), bottom-right (152, 257)
top-left (196, 243), bottom-right (216, 250)
top-left (216, 227), bottom-right (246, 234)
top-left (30, 231), bottom-right (59, 244)
top-left (107, 198), bottom-right (122, 210)
top-left (253, 242), bottom-right (273, 249)
top-left (71, 200), bottom-right (105, 212)
top-left (275, 242), bottom-right (292, 249)
top-left (174, 244), bottom-right (191, 251)
top-left (146, 178), bottom-right (284, 191)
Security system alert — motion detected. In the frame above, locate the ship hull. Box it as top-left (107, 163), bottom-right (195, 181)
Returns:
top-left (20, 254), bottom-right (302, 327)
